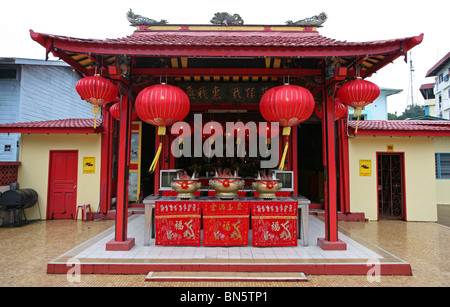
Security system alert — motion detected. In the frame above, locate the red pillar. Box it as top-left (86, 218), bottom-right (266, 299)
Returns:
top-left (106, 93), bottom-right (135, 251)
top-left (338, 118), bottom-right (350, 214)
top-left (99, 104), bottom-right (113, 215)
top-left (318, 95), bottom-right (347, 250)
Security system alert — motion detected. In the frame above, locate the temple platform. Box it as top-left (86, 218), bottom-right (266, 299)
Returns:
top-left (47, 214), bottom-right (412, 278)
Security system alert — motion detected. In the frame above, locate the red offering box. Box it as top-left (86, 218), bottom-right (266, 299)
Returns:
top-left (203, 201), bottom-right (250, 246)
top-left (155, 201), bottom-right (201, 246)
top-left (251, 201), bottom-right (298, 247)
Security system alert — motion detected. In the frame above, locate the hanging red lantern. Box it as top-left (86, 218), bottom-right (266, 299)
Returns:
top-left (337, 77), bottom-right (380, 133)
top-left (315, 98), bottom-right (348, 120)
top-left (135, 83), bottom-right (190, 172)
top-left (75, 74), bottom-right (118, 128)
top-left (110, 102), bottom-right (138, 121)
top-left (260, 84), bottom-right (315, 169)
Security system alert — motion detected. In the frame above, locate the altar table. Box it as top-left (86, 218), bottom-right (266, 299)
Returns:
top-left (143, 196), bottom-right (310, 247)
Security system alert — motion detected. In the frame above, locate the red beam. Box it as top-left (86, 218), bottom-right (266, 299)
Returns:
top-left (132, 68), bottom-right (322, 77)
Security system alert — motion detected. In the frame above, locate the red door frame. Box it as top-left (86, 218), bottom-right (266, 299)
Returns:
top-left (47, 150), bottom-right (78, 219)
top-left (376, 152), bottom-right (407, 221)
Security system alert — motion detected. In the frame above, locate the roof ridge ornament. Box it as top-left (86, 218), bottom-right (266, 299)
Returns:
top-left (286, 12), bottom-right (327, 26)
top-left (126, 9), bottom-right (168, 25)
top-left (210, 12), bottom-right (244, 25)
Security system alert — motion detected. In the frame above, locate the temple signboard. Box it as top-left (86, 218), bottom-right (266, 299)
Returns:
top-left (178, 83), bottom-right (276, 105)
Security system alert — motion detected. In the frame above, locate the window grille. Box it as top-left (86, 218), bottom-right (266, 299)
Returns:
top-left (435, 153), bottom-right (450, 179)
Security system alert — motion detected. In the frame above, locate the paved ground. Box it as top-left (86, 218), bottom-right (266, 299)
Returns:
top-left (0, 210), bottom-right (449, 288)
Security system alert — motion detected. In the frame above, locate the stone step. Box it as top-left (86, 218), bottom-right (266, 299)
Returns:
top-left (145, 271), bottom-right (308, 282)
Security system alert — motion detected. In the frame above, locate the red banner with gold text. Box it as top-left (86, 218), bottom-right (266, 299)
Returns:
top-left (251, 201), bottom-right (297, 247)
top-left (203, 201), bottom-right (250, 246)
top-left (155, 201), bottom-right (201, 246)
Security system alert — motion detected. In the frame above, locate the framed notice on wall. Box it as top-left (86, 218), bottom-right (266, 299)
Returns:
top-left (83, 157), bottom-right (95, 174)
top-left (359, 160), bottom-right (371, 176)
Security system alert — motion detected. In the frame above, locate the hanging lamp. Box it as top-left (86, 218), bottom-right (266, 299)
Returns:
top-left (75, 74), bottom-right (118, 128)
top-left (337, 77), bottom-right (380, 133)
top-left (260, 84), bottom-right (315, 170)
top-left (135, 83), bottom-right (190, 172)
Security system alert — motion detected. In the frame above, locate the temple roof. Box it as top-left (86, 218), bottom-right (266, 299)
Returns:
top-left (29, 25), bottom-right (423, 80)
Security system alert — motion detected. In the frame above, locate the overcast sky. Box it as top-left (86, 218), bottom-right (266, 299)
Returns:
top-left (1, 0), bottom-right (449, 114)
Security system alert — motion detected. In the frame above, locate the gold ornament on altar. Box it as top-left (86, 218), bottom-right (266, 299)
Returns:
top-left (252, 170), bottom-right (282, 200)
top-left (170, 171), bottom-right (201, 200)
top-left (209, 168), bottom-right (244, 200)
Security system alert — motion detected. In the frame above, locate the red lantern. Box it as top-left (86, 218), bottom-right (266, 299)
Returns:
top-left (75, 74), bottom-right (118, 128)
top-left (135, 83), bottom-right (190, 172)
top-left (337, 77), bottom-right (380, 116)
top-left (337, 77), bottom-right (380, 133)
top-left (315, 98), bottom-right (348, 120)
top-left (260, 84), bottom-right (315, 169)
top-left (110, 102), bottom-right (138, 121)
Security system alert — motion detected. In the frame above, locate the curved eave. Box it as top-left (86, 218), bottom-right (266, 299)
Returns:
top-left (30, 29), bottom-right (423, 78)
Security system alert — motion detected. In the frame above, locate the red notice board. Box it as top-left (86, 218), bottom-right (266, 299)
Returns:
top-left (251, 201), bottom-right (298, 247)
top-left (203, 201), bottom-right (250, 246)
top-left (155, 201), bottom-right (201, 246)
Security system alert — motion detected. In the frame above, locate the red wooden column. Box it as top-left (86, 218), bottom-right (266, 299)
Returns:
top-left (106, 93), bottom-right (135, 251)
top-left (318, 95), bottom-right (347, 250)
top-left (99, 104), bottom-right (113, 214)
top-left (338, 118), bottom-right (350, 214)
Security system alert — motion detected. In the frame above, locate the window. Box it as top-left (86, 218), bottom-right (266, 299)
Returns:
top-left (0, 68), bottom-right (17, 80)
top-left (435, 153), bottom-right (450, 179)
top-left (439, 73), bottom-right (444, 83)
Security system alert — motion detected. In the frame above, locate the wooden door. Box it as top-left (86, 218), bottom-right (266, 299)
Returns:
top-left (47, 150), bottom-right (78, 219)
top-left (377, 153), bottom-right (405, 220)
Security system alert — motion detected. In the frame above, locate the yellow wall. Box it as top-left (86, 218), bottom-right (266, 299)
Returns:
top-left (349, 136), bottom-right (437, 221)
top-left (434, 136), bottom-right (450, 205)
top-left (18, 133), bottom-right (102, 220)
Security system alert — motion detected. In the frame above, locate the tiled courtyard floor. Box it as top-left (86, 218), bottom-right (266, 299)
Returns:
top-left (0, 213), bottom-right (449, 287)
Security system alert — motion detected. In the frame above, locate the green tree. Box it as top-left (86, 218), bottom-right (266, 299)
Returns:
top-left (389, 104), bottom-right (425, 120)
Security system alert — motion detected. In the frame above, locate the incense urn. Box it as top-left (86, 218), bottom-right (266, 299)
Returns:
top-left (252, 171), bottom-right (282, 199)
top-left (171, 179), bottom-right (202, 199)
top-left (171, 170), bottom-right (201, 199)
top-left (209, 177), bottom-right (245, 200)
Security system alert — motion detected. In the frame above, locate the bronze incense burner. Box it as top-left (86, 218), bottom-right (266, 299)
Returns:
top-left (209, 169), bottom-right (244, 200)
top-left (171, 171), bottom-right (201, 199)
top-left (252, 170), bottom-right (282, 200)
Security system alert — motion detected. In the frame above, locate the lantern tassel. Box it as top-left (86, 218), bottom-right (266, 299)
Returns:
top-left (278, 127), bottom-right (291, 170)
top-left (149, 143), bottom-right (162, 173)
top-left (354, 108), bottom-right (362, 134)
top-left (92, 105), bottom-right (100, 129)
top-left (149, 126), bottom-right (167, 173)
top-left (355, 116), bottom-right (360, 134)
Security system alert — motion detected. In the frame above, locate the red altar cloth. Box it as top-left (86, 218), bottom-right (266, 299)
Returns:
top-left (154, 201), bottom-right (201, 246)
top-left (202, 201), bottom-right (250, 246)
top-left (251, 201), bottom-right (298, 247)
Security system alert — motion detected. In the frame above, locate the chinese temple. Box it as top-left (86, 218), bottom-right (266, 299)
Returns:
top-left (29, 11), bottom-right (423, 252)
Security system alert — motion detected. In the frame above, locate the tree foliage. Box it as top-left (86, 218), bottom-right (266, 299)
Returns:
top-left (388, 104), bottom-right (425, 120)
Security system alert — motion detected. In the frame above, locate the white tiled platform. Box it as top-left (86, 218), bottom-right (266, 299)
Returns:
top-left (75, 215), bottom-right (383, 260)
top-left (47, 214), bottom-right (412, 276)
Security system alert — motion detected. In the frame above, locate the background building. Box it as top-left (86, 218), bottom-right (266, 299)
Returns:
top-left (425, 52), bottom-right (450, 119)
top-left (0, 58), bottom-right (92, 161)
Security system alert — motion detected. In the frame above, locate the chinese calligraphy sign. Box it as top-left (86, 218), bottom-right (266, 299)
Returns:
top-left (251, 201), bottom-right (298, 247)
top-left (155, 201), bottom-right (201, 246)
top-left (178, 83), bottom-right (274, 105)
